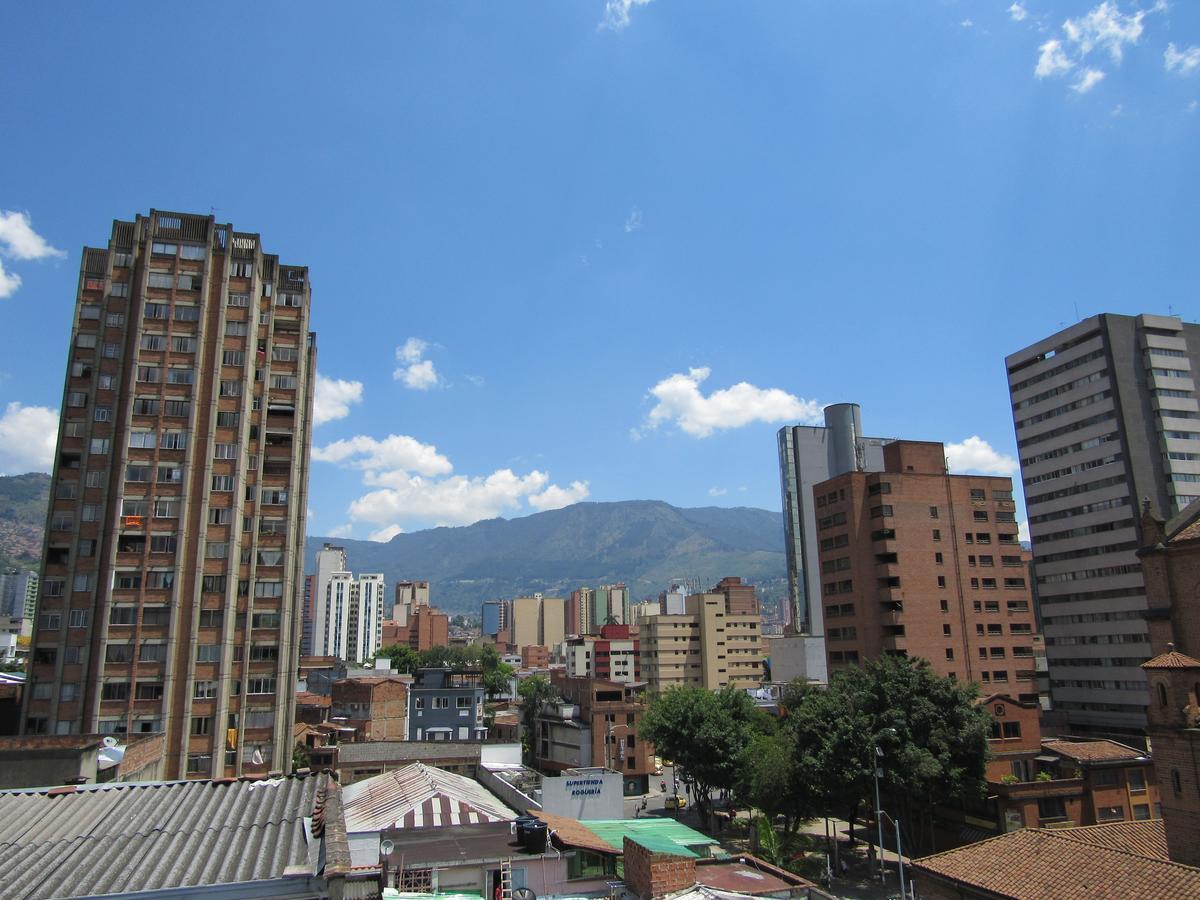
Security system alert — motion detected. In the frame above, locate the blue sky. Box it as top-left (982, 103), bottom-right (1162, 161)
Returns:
top-left (1, 1), bottom-right (1198, 541)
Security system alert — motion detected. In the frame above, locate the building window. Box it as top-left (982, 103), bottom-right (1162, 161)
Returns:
top-left (1097, 806), bottom-right (1125, 822)
top-left (937, 575), bottom-right (946, 588)
top-left (196, 645), bottom-right (221, 663)
top-left (140, 643), bottom-right (167, 663)
top-left (974, 511), bottom-right (989, 522)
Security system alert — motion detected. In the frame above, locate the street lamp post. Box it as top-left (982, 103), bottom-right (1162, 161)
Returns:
top-left (872, 728), bottom-right (897, 881)
top-left (877, 809), bottom-right (907, 900)
top-left (873, 745), bottom-right (884, 880)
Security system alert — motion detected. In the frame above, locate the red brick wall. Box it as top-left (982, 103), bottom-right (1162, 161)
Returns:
top-left (815, 442), bottom-right (1038, 696)
top-left (116, 733), bottom-right (166, 781)
top-left (1146, 666), bottom-right (1200, 866)
top-left (622, 837), bottom-right (695, 899)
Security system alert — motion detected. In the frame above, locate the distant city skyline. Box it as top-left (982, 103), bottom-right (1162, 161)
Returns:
top-left (2, 3), bottom-right (1198, 543)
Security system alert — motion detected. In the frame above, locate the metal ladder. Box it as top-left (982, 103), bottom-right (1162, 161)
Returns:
top-left (499, 858), bottom-right (514, 900)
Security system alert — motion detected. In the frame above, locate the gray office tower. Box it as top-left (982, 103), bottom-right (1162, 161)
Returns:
top-left (1006, 313), bottom-right (1200, 737)
top-left (777, 404), bottom-right (888, 680)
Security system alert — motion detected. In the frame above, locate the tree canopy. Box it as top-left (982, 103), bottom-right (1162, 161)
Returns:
top-left (641, 685), bottom-right (769, 828)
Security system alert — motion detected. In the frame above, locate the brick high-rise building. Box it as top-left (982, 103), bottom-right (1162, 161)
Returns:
top-left (778, 403), bottom-right (890, 683)
top-left (21, 211), bottom-right (315, 780)
top-left (711, 576), bottom-right (758, 615)
top-left (1008, 314), bottom-right (1200, 736)
top-left (813, 441), bottom-right (1044, 702)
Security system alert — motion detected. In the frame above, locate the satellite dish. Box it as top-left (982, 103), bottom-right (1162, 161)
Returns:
top-left (514, 890), bottom-right (536, 900)
top-left (101, 736), bottom-right (119, 749)
top-left (380, 839), bottom-right (395, 857)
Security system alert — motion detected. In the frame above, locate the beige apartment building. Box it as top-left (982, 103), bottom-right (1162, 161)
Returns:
top-left (21, 211), bottom-right (314, 780)
top-left (639, 590), bottom-right (765, 693)
top-left (511, 595), bottom-right (566, 651)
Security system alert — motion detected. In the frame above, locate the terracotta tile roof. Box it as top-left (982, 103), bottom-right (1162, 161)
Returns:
top-left (0, 735), bottom-right (105, 752)
top-left (530, 810), bottom-right (617, 856)
top-left (296, 691), bottom-right (331, 706)
top-left (1170, 519), bottom-right (1200, 542)
top-left (1061, 820), bottom-right (1169, 860)
top-left (913, 826), bottom-right (1200, 899)
top-left (1143, 650), bottom-right (1200, 669)
top-left (1042, 739), bottom-right (1147, 763)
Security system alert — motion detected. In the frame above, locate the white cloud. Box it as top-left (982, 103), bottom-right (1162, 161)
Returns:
top-left (1036, 39), bottom-right (1074, 77)
top-left (396, 337), bottom-right (427, 364)
top-left (642, 367), bottom-right (821, 438)
top-left (349, 468), bottom-right (570, 528)
top-left (1034, 2), bottom-right (1162, 89)
top-left (321, 429), bottom-right (590, 529)
top-left (0, 211), bottom-right (65, 261)
top-left (708, 486), bottom-right (728, 497)
top-left (1009, 2), bottom-right (1028, 22)
top-left (945, 436), bottom-right (1019, 476)
top-left (1165, 43), bottom-right (1200, 75)
top-left (464, 374), bottom-right (486, 387)
top-left (327, 523), bottom-right (354, 538)
top-left (1111, 103), bottom-right (1124, 116)
top-left (394, 337), bottom-right (440, 390)
top-left (529, 480), bottom-right (591, 511)
top-left (0, 261), bottom-right (20, 299)
top-left (312, 433), bottom-right (453, 477)
top-left (0, 402), bottom-right (58, 474)
top-left (313, 374), bottom-right (363, 426)
top-left (1062, 1), bottom-right (1146, 63)
top-left (961, 19), bottom-right (974, 28)
top-left (1190, 99), bottom-right (1199, 113)
top-left (1073, 68), bottom-right (1106, 92)
top-left (624, 207), bottom-right (643, 233)
top-left (400, 359), bottom-right (438, 390)
top-left (1018, 520), bottom-right (1031, 544)
top-left (369, 524), bottom-right (405, 542)
top-left (600, 0), bottom-right (653, 31)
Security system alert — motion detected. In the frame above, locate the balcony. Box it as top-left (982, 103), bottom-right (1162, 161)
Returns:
top-left (881, 633), bottom-right (907, 653)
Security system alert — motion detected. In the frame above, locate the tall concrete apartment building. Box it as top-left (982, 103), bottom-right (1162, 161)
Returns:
top-left (511, 594), bottom-right (566, 651)
top-left (814, 441), bottom-right (1044, 702)
top-left (1006, 313), bottom-right (1200, 735)
top-left (638, 590), bottom-right (764, 692)
top-left (21, 211), bottom-right (315, 781)
top-left (481, 599), bottom-right (510, 640)
top-left (778, 403), bottom-right (889, 682)
top-left (0, 569), bottom-right (38, 620)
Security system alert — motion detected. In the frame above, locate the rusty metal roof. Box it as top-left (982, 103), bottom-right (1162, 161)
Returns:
top-left (0, 772), bottom-right (329, 898)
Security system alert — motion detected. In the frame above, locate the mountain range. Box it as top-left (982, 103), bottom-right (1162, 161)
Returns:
top-left (0, 475), bottom-right (788, 614)
top-left (305, 500), bottom-right (788, 614)
top-left (0, 473), bottom-right (51, 570)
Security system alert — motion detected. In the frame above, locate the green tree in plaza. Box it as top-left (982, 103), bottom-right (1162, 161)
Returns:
top-left (517, 674), bottom-right (559, 766)
top-left (483, 661), bottom-right (516, 697)
top-left (641, 685), bottom-right (767, 829)
top-left (784, 655), bottom-right (992, 854)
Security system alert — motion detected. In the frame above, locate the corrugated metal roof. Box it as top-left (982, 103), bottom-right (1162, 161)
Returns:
top-left (582, 819), bottom-right (720, 858)
top-left (341, 763), bottom-right (515, 832)
top-left (0, 773), bottom-right (327, 899)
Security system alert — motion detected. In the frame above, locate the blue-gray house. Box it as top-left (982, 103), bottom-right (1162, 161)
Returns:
top-left (408, 668), bottom-right (487, 741)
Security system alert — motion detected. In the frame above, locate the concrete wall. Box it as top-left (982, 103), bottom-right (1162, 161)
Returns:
top-left (541, 769), bottom-right (623, 819)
